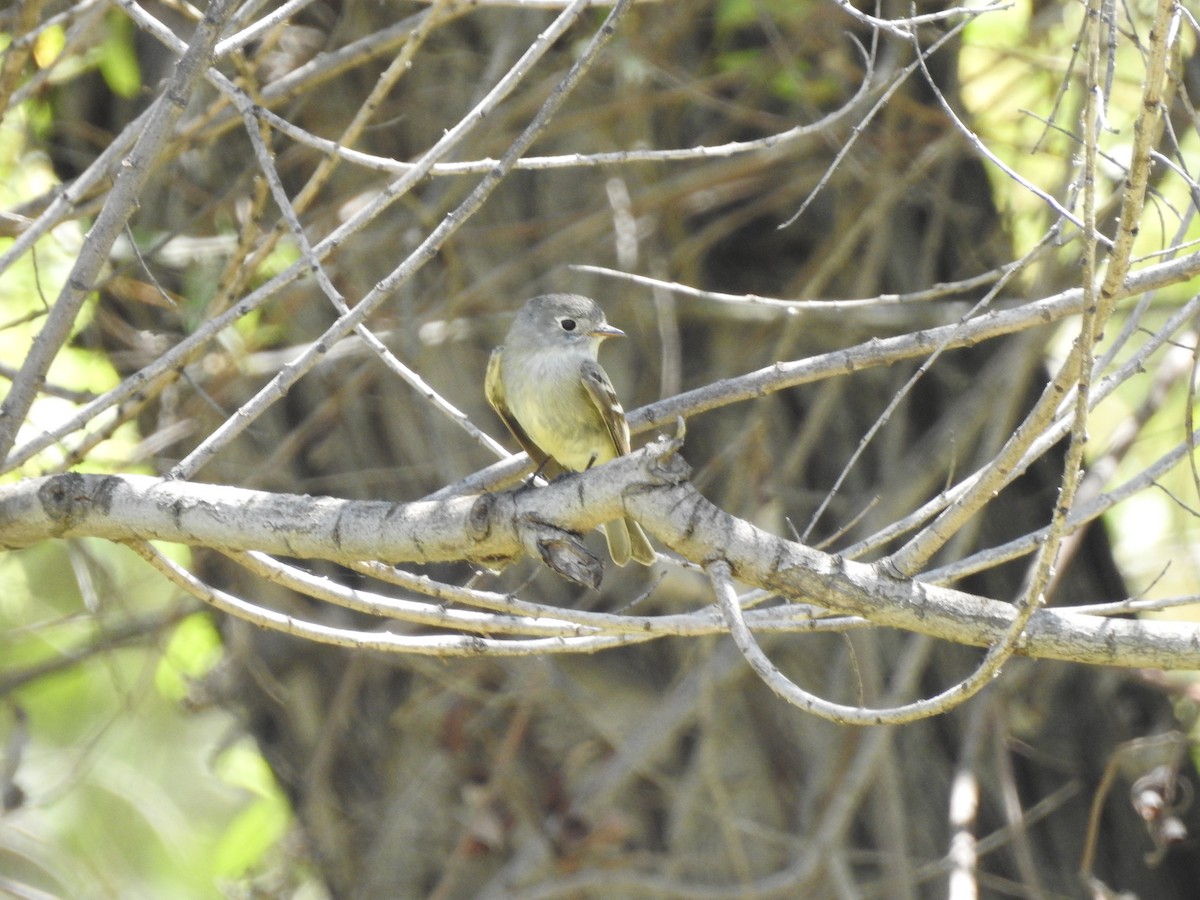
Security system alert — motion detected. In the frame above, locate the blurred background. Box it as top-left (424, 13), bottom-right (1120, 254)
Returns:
top-left (3, 1), bottom-right (1200, 896)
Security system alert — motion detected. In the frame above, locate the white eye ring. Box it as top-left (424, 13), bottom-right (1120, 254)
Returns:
top-left (559, 318), bottom-right (577, 332)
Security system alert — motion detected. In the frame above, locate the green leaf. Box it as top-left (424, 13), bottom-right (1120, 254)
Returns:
top-left (157, 611), bottom-right (222, 701)
top-left (213, 745), bottom-right (292, 877)
top-left (98, 13), bottom-right (142, 99)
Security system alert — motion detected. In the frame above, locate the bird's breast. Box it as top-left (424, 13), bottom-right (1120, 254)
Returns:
top-left (503, 351), bottom-right (615, 471)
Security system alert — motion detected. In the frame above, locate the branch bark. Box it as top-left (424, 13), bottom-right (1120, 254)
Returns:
top-left (3, 446), bottom-right (1197, 670)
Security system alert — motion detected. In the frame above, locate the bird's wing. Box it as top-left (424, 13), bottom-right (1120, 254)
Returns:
top-left (485, 346), bottom-right (550, 468)
top-left (580, 359), bottom-right (631, 456)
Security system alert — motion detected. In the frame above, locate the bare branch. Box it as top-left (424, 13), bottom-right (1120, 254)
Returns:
top-left (0, 0), bottom-right (237, 462)
top-left (4, 457), bottom-right (1199, 671)
top-left (168, 0), bottom-right (631, 480)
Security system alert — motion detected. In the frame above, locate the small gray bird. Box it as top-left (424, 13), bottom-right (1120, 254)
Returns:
top-left (485, 294), bottom-right (656, 566)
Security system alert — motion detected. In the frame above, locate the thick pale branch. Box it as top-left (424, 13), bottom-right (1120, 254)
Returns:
top-left (0, 471), bottom-right (526, 565)
top-left (620, 456), bottom-right (1200, 669)
top-left (2, 446), bottom-right (1198, 669)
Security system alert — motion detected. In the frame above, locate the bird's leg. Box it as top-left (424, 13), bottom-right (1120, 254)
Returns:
top-left (531, 455), bottom-right (553, 482)
top-left (514, 455), bottom-right (553, 492)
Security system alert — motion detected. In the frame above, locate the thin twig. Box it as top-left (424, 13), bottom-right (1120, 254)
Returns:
top-left (0, 0), bottom-right (238, 461)
top-left (169, 0), bottom-right (627, 479)
top-left (0, 0), bottom-right (594, 475)
top-left (710, 559), bottom-right (1015, 725)
top-left (428, 246), bottom-right (1200, 500)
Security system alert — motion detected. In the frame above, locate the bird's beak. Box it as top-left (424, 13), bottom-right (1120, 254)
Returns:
top-left (589, 323), bottom-right (625, 339)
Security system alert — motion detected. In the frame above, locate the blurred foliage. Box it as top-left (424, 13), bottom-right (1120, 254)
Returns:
top-left (961, 1), bottom-right (1200, 611)
top-left (0, 24), bottom-right (299, 900)
top-left (962, 0), bottom-right (1200, 261)
top-left (97, 12), bottom-right (142, 100)
top-left (0, 541), bottom-right (296, 898)
top-left (0, 108), bottom-right (130, 478)
top-left (1, 0), bottom-right (1199, 896)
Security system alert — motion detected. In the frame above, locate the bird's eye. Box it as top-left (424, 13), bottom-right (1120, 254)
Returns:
top-left (560, 318), bottom-right (577, 332)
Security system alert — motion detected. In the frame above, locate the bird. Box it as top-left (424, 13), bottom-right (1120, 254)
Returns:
top-left (485, 293), bottom-right (656, 566)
